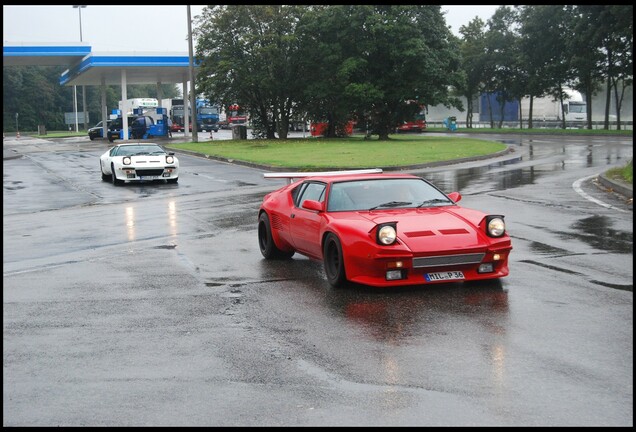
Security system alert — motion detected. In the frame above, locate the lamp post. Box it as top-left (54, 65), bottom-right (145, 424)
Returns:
top-left (187, 5), bottom-right (198, 142)
top-left (73, 5), bottom-right (87, 132)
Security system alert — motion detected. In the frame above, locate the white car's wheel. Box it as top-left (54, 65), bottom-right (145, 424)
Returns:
top-left (111, 163), bottom-right (123, 186)
top-left (100, 161), bottom-right (110, 181)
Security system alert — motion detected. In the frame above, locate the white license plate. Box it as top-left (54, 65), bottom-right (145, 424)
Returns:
top-left (425, 271), bottom-right (465, 282)
top-left (139, 176), bottom-right (158, 180)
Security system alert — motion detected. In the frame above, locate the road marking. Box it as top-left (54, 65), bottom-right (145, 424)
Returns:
top-left (572, 174), bottom-right (630, 213)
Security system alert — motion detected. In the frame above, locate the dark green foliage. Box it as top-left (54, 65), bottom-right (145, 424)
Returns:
top-left (3, 5), bottom-right (631, 134)
top-left (3, 66), bottom-right (180, 132)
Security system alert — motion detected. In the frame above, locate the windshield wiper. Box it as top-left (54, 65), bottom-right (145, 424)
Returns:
top-left (416, 198), bottom-right (450, 208)
top-left (369, 201), bottom-right (412, 210)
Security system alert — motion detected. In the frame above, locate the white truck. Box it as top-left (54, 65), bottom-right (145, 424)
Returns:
top-left (520, 88), bottom-right (587, 123)
top-left (118, 98), bottom-right (159, 113)
top-left (116, 98), bottom-right (168, 124)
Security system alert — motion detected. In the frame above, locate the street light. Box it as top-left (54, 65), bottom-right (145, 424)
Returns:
top-left (73, 5), bottom-right (87, 132)
top-left (187, 6), bottom-right (198, 142)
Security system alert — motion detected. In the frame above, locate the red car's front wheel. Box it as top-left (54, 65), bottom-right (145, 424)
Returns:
top-left (323, 233), bottom-right (347, 287)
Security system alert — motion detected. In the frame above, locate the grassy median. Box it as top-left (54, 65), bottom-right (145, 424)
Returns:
top-left (166, 134), bottom-right (508, 169)
top-left (25, 128), bottom-right (632, 179)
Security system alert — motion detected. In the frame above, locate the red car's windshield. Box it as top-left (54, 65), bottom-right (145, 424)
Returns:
top-left (327, 178), bottom-right (451, 211)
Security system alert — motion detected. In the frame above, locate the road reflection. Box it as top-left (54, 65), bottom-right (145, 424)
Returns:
top-left (327, 281), bottom-right (509, 345)
top-left (327, 281), bottom-right (511, 400)
top-left (568, 214), bottom-right (633, 253)
top-left (417, 135), bottom-right (631, 195)
top-left (126, 205), bottom-right (136, 242)
top-left (123, 199), bottom-right (179, 243)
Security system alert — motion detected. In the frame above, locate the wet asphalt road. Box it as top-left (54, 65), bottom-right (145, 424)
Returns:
top-left (3, 131), bottom-right (633, 426)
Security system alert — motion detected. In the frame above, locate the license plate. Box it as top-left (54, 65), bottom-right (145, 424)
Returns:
top-left (425, 271), bottom-right (465, 282)
top-left (139, 176), bottom-right (157, 180)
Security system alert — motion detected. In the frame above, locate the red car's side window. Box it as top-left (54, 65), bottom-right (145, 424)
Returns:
top-left (296, 182), bottom-right (326, 209)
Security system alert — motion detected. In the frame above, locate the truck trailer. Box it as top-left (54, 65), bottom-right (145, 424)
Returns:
top-left (520, 88), bottom-right (586, 123)
top-left (479, 88), bottom-right (587, 125)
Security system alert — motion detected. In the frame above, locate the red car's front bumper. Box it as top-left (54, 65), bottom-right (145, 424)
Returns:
top-left (345, 246), bottom-right (511, 288)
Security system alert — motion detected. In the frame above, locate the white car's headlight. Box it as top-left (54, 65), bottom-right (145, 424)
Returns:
top-left (377, 223), bottom-right (397, 245)
top-left (166, 155), bottom-right (174, 164)
top-left (487, 216), bottom-right (505, 237)
top-left (123, 156), bottom-right (131, 165)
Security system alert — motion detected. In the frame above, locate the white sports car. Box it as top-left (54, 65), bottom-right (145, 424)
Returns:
top-left (100, 142), bottom-right (179, 185)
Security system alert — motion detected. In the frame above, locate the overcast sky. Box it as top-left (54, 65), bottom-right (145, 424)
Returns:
top-left (3, 5), bottom-right (500, 53)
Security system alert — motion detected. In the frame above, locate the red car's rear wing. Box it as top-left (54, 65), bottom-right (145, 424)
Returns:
top-left (263, 168), bottom-right (383, 184)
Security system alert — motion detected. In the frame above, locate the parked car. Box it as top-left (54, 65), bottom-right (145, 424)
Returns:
top-left (258, 170), bottom-right (512, 288)
top-left (88, 120), bottom-right (111, 140)
top-left (107, 115), bottom-right (155, 142)
top-left (99, 142), bottom-right (179, 185)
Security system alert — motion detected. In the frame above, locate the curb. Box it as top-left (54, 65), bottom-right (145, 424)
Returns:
top-left (597, 172), bottom-right (633, 199)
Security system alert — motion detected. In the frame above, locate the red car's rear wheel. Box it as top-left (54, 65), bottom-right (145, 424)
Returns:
top-left (258, 212), bottom-right (294, 259)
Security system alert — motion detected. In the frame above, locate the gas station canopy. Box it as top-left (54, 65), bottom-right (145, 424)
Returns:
top-left (3, 43), bottom-right (193, 86)
top-left (4, 42), bottom-right (196, 140)
top-left (3, 43), bottom-right (91, 66)
top-left (60, 51), bottom-right (193, 86)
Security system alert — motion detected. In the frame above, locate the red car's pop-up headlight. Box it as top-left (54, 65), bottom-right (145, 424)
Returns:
top-left (376, 223), bottom-right (397, 245)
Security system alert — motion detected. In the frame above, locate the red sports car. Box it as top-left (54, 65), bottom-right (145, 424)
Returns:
top-left (258, 169), bottom-right (512, 288)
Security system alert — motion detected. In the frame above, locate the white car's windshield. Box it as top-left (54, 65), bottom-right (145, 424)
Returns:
top-left (115, 145), bottom-right (165, 156)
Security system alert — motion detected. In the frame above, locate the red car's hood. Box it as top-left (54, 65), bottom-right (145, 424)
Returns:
top-left (358, 208), bottom-right (488, 252)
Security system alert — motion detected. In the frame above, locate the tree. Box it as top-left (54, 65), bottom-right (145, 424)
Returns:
top-left (295, 5), bottom-right (362, 137)
top-left (514, 6), bottom-right (578, 129)
top-left (3, 65), bottom-right (179, 132)
top-left (306, 5), bottom-right (462, 140)
top-left (194, 5), bottom-right (462, 140)
top-left (4, 65), bottom-right (72, 132)
top-left (195, 5), bottom-right (308, 139)
top-left (341, 5), bottom-right (462, 140)
top-left (596, 5), bottom-right (633, 130)
top-left (567, 6), bottom-right (606, 129)
top-left (457, 17), bottom-right (488, 128)
top-left (482, 6), bottom-right (523, 128)
top-left (516, 5), bottom-right (554, 129)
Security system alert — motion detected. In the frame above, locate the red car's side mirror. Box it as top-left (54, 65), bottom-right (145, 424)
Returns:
top-left (302, 199), bottom-right (324, 212)
top-left (447, 192), bottom-right (462, 203)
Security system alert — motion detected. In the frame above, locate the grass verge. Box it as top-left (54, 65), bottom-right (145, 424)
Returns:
top-left (166, 135), bottom-right (507, 169)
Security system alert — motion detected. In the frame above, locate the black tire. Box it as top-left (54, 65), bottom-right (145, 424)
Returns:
top-left (100, 161), bottom-right (110, 181)
top-left (323, 233), bottom-right (347, 287)
top-left (258, 212), bottom-right (294, 259)
top-left (167, 178), bottom-right (178, 184)
top-left (111, 163), bottom-right (123, 186)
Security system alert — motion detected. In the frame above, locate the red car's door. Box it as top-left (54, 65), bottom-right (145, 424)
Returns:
top-left (289, 182), bottom-right (326, 259)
